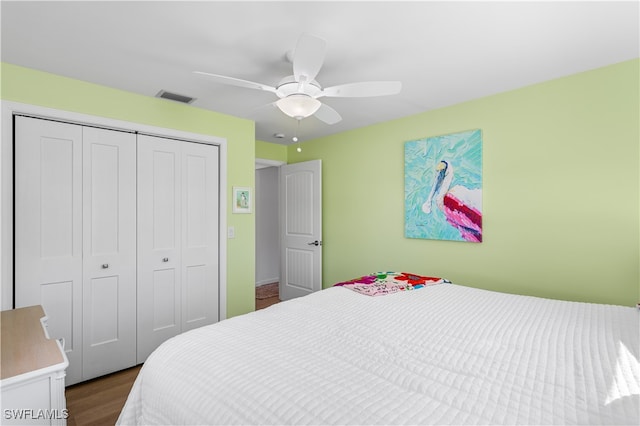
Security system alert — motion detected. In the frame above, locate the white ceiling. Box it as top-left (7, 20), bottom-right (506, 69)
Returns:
top-left (2, 1), bottom-right (638, 145)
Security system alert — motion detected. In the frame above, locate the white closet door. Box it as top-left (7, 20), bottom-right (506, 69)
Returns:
top-left (181, 142), bottom-right (219, 332)
top-left (14, 116), bottom-right (84, 385)
top-left (81, 127), bottom-right (137, 380)
top-left (136, 134), bottom-right (182, 362)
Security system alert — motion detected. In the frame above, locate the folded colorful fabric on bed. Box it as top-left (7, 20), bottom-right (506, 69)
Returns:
top-left (334, 272), bottom-right (450, 296)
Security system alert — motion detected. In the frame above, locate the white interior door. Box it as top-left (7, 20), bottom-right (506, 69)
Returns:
top-left (137, 134), bottom-right (182, 362)
top-left (279, 160), bottom-right (322, 301)
top-left (14, 116), bottom-right (84, 384)
top-left (181, 141), bottom-right (219, 332)
top-left (81, 126), bottom-right (137, 380)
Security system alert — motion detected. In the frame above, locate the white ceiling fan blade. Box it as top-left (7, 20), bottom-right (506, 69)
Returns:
top-left (314, 103), bottom-right (342, 125)
top-left (293, 34), bottom-right (327, 83)
top-left (320, 81), bottom-right (402, 98)
top-left (194, 71), bottom-right (276, 93)
top-left (248, 100), bottom-right (279, 116)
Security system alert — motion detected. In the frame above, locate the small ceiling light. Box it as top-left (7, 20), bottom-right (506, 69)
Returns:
top-left (276, 94), bottom-right (321, 119)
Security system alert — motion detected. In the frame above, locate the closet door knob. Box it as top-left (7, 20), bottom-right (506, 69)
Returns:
top-left (102, 264), bottom-right (109, 269)
top-left (162, 257), bottom-right (169, 262)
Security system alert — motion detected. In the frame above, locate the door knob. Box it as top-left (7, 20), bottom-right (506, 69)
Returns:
top-left (101, 264), bottom-right (109, 269)
top-left (162, 257), bottom-right (169, 262)
top-left (307, 240), bottom-right (321, 246)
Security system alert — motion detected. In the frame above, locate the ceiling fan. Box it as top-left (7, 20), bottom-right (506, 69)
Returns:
top-left (194, 34), bottom-right (402, 125)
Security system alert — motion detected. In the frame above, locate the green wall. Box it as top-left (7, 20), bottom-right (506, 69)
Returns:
top-left (1, 62), bottom-right (256, 317)
top-left (4, 59), bottom-right (638, 315)
top-left (287, 59), bottom-right (639, 306)
top-left (256, 140), bottom-right (287, 162)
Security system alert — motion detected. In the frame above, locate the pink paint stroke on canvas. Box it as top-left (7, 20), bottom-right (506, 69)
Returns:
top-left (422, 160), bottom-right (482, 242)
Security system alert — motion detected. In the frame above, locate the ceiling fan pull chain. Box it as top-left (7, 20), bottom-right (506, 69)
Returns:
top-left (294, 118), bottom-right (302, 153)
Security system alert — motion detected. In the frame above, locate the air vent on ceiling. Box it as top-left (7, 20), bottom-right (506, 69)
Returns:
top-left (156, 90), bottom-right (196, 104)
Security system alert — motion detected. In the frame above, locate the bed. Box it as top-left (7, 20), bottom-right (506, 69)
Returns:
top-left (117, 277), bottom-right (639, 425)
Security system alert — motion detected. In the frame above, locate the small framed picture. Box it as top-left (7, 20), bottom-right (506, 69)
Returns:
top-left (232, 187), bottom-right (252, 214)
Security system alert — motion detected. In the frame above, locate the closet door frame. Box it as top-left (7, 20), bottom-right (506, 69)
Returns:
top-left (1, 101), bottom-right (228, 320)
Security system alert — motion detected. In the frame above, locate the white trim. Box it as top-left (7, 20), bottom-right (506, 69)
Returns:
top-left (256, 277), bottom-right (280, 287)
top-left (218, 141), bottom-right (228, 320)
top-left (1, 101), bottom-right (228, 320)
top-left (255, 158), bottom-right (286, 169)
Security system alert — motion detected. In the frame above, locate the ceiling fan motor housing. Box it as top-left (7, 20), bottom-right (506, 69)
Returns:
top-left (276, 75), bottom-right (322, 98)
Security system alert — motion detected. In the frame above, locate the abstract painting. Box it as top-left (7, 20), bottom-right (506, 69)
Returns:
top-left (405, 130), bottom-right (482, 242)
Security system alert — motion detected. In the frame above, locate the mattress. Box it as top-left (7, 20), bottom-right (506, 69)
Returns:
top-left (117, 283), bottom-right (639, 425)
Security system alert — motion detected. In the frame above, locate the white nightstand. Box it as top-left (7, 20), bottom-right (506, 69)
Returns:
top-left (1, 306), bottom-right (69, 425)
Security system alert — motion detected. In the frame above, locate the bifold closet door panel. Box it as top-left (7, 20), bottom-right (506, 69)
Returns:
top-left (15, 116), bottom-right (222, 383)
top-left (181, 142), bottom-right (219, 332)
top-left (136, 134), bottom-right (182, 363)
top-left (14, 116), bottom-right (84, 385)
top-left (81, 126), bottom-right (137, 380)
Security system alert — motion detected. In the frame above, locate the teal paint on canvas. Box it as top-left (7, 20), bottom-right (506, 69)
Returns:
top-left (405, 130), bottom-right (483, 242)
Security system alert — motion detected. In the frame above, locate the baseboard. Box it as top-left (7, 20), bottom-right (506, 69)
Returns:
top-left (256, 278), bottom-right (279, 287)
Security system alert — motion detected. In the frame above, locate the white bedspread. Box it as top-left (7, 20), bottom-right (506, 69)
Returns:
top-left (118, 284), bottom-right (639, 425)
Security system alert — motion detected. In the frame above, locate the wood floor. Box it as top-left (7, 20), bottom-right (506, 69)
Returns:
top-left (65, 294), bottom-right (280, 425)
top-left (66, 365), bottom-right (141, 425)
top-left (255, 294), bottom-right (280, 310)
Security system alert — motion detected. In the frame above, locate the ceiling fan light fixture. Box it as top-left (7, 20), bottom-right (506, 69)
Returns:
top-left (276, 94), bottom-right (321, 119)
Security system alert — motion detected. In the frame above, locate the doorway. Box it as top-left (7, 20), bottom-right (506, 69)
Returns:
top-left (254, 158), bottom-right (322, 304)
top-left (255, 159), bottom-right (285, 305)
